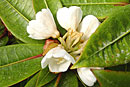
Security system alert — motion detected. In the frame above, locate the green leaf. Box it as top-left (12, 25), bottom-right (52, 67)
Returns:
top-left (58, 71), bottom-right (78, 87)
top-left (0, 0), bottom-right (44, 44)
top-left (32, 0), bottom-right (46, 13)
top-left (43, 78), bottom-right (57, 87)
top-left (61, 0), bottom-right (129, 18)
top-left (11, 78), bottom-right (31, 87)
top-left (105, 63), bottom-right (129, 71)
top-left (5, 0), bottom-right (35, 20)
top-left (0, 29), bottom-right (8, 47)
top-left (78, 82), bottom-right (85, 87)
top-left (0, 44), bottom-right (44, 86)
top-left (33, 0), bottom-right (66, 35)
top-left (32, 0), bottom-right (129, 37)
top-left (25, 67), bottom-right (57, 87)
top-left (33, 0), bottom-right (62, 15)
top-left (93, 70), bottom-right (130, 87)
top-left (72, 5), bottom-right (130, 68)
top-left (0, 36), bottom-right (8, 47)
top-left (0, 20), bottom-right (4, 30)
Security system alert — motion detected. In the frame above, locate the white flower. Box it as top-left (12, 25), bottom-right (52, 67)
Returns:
top-left (57, 6), bottom-right (100, 41)
top-left (27, 9), bottom-right (59, 40)
top-left (57, 6), bottom-right (102, 86)
top-left (78, 15), bottom-right (100, 41)
top-left (77, 68), bottom-right (96, 86)
top-left (57, 6), bottom-right (82, 31)
top-left (41, 46), bottom-right (75, 73)
top-left (77, 67), bottom-right (103, 86)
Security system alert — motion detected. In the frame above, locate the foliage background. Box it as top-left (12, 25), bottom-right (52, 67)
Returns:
top-left (0, 0), bottom-right (130, 87)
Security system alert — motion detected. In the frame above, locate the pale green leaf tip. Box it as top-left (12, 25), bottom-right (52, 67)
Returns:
top-left (71, 64), bottom-right (78, 69)
top-left (71, 59), bottom-right (83, 69)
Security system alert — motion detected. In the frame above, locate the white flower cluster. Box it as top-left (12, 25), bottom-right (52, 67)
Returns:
top-left (27, 6), bottom-right (102, 86)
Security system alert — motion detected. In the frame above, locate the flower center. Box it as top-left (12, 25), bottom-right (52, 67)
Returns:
top-left (54, 58), bottom-right (66, 64)
top-left (58, 29), bottom-right (84, 58)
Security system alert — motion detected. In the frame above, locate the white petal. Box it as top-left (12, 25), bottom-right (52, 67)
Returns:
top-left (49, 57), bottom-right (71, 72)
top-left (44, 47), bottom-right (54, 58)
top-left (57, 6), bottom-right (82, 31)
top-left (56, 7), bottom-right (70, 30)
top-left (64, 54), bottom-right (75, 64)
top-left (41, 46), bottom-right (75, 72)
top-left (41, 48), bottom-right (54, 69)
top-left (27, 9), bottom-right (59, 40)
top-left (27, 20), bottom-right (47, 39)
top-left (52, 46), bottom-right (75, 64)
top-left (49, 46), bottom-right (76, 64)
top-left (52, 46), bottom-right (67, 58)
top-left (77, 67), bottom-right (96, 86)
top-left (78, 15), bottom-right (100, 41)
top-left (41, 56), bottom-right (49, 69)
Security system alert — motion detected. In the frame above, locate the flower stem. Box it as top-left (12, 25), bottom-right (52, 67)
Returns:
top-left (54, 73), bottom-right (62, 87)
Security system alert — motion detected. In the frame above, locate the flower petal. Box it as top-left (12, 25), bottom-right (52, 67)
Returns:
top-left (57, 6), bottom-right (82, 31)
top-left (49, 57), bottom-right (71, 72)
top-left (77, 67), bottom-right (96, 86)
top-left (41, 56), bottom-right (49, 69)
top-left (78, 15), bottom-right (100, 41)
top-left (52, 46), bottom-right (67, 58)
top-left (41, 46), bottom-right (75, 72)
top-left (64, 54), bottom-right (75, 64)
top-left (51, 46), bottom-right (76, 64)
top-left (27, 9), bottom-right (59, 40)
top-left (41, 47), bottom-right (54, 69)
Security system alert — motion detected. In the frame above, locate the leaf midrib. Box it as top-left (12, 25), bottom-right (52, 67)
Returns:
top-left (85, 21), bottom-right (130, 60)
top-left (0, 44), bottom-right (43, 68)
top-left (63, 2), bottom-right (127, 6)
top-left (5, 0), bottom-right (29, 22)
top-left (0, 56), bottom-right (42, 68)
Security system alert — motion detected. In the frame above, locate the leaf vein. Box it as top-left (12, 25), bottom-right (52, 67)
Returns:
top-left (5, 0), bottom-right (29, 22)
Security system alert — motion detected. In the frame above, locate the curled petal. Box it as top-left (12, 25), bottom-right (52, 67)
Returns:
top-left (77, 67), bottom-right (96, 86)
top-left (27, 9), bottom-right (59, 40)
top-left (49, 58), bottom-right (71, 72)
top-left (41, 46), bottom-right (75, 72)
top-left (57, 6), bottom-right (82, 31)
top-left (78, 15), bottom-right (100, 41)
top-left (41, 57), bottom-right (49, 69)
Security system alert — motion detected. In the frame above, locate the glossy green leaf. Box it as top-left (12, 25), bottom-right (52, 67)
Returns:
top-left (72, 5), bottom-right (130, 68)
top-left (25, 67), bottom-right (57, 87)
top-left (43, 78), bottom-right (57, 87)
top-left (11, 78), bottom-right (31, 87)
top-left (0, 0), bottom-right (44, 44)
top-left (0, 20), bottom-right (4, 30)
top-left (0, 44), bottom-right (44, 86)
top-left (58, 71), bottom-right (78, 87)
top-left (5, 0), bottom-right (35, 20)
top-left (0, 29), bottom-right (8, 47)
top-left (105, 63), bottom-right (130, 71)
top-left (78, 82), bottom-right (85, 87)
top-left (33, 0), bottom-right (66, 35)
top-left (0, 36), bottom-right (8, 47)
top-left (33, 0), bottom-right (62, 14)
top-left (93, 70), bottom-right (130, 87)
top-left (61, 0), bottom-right (129, 18)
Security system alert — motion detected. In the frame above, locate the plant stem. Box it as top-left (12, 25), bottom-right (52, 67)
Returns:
top-left (54, 73), bottom-right (62, 87)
